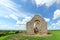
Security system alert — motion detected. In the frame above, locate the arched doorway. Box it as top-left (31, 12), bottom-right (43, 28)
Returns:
top-left (34, 20), bottom-right (40, 34)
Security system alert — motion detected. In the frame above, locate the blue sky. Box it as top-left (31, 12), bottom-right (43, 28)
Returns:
top-left (0, 0), bottom-right (60, 30)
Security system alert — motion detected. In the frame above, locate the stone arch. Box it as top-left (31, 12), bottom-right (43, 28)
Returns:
top-left (34, 20), bottom-right (40, 33)
top-left (26, 14), bottom-right (47, 35)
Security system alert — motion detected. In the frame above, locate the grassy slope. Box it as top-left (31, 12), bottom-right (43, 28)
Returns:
top-left (0, 30), bottom-right (60, 40)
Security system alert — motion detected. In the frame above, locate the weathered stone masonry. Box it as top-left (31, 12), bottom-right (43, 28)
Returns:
top-left (26, 14), bottom-right (47, 35)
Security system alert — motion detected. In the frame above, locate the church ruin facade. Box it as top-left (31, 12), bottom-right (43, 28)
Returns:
top-left (26, 14), bottom-right (47, 35)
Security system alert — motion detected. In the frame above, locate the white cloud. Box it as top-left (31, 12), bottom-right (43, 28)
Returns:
top-left (0, 0), bottom-right (33, 30)
top-left (34, 0), bottom-right (60, 7)
top-left (16, 16), bottom-right (32, 30)
top-left (0, 0), bottom-right (21, 17)
top-left (0, 24), bottom-right (26, 30)
top-left (0, 13), bottom-right (32, 30)
top-left (53, 9), bottom-right (60, 19)
top-left (4, 15), bottom-right (9, 18)
top-left (5, 13), bottom-right (33, 26)
top-left (9, 14), bottom-right (18, 21)
top-left (0, 0), bottom-right (18, 11)
top-left (48, 20), bottom-right (60, 30)
top-left (44, 18), bottom-right (50, 22)
top-left (16, 16), bottom-right (32, 25)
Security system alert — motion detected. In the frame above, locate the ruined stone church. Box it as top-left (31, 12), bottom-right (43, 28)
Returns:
top-left (26, 14), bottom-right (47, 35)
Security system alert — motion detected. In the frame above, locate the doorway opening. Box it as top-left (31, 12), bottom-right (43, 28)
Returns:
top-left (34, 20), bottom-right (40, 34)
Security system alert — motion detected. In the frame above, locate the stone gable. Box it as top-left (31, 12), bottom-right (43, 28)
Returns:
top-left (26, 14), bottom-right (47, 35)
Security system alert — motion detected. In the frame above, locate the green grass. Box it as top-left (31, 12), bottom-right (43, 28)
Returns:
top-left (0, 30), bottom-right (60, 40)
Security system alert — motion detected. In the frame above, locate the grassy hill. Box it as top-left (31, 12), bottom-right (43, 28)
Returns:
top-left (0, 30), bottom-right (60, 40)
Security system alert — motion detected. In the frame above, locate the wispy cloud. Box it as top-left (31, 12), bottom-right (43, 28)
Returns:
top-left (0, 0), bottom-right (18, 11)
top-left (16, 16), bottom-right (32, 25)
top-left (48, 9), bottom-right (60, 30)
top-left (33, 0), bottom-right (60, 7)
top-left (0, 24), bottom-right (26, 30)
top-left (48, 20), bottom-right (60, 30)
top-left (53, 9), bottom-right (60, 19)
top-left (0, 0), bottom-right (21, 17)
top-left (0, 0), bottom-right (33, 30)
top-left (44, 18), bottom-right (50, 22)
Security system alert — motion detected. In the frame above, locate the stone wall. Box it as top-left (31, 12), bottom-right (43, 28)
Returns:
top-left (26, 14), bottom-right (47, 35)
